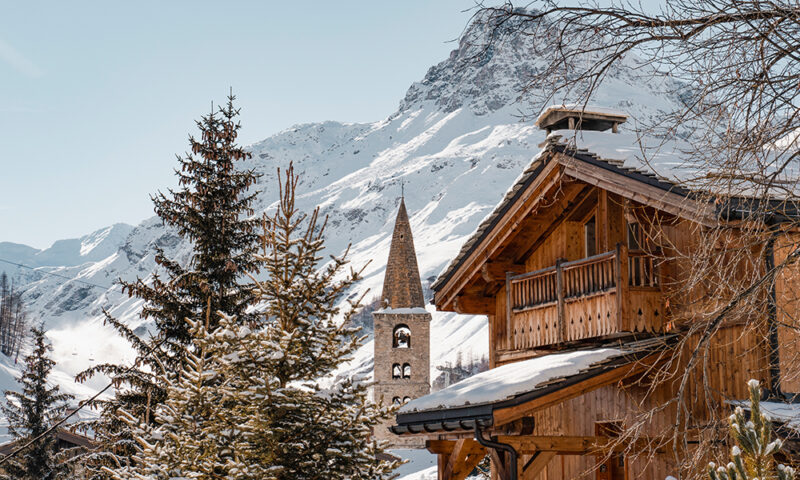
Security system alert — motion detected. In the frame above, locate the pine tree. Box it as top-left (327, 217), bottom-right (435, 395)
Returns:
top-left (76, 92), bottom-right (263, 478)
top-left (1, 325), bottom-right (74, 480)
top-left (708, 380), bottom-right (796, 480)
top-left (104, 165), bottom-right (399, 480)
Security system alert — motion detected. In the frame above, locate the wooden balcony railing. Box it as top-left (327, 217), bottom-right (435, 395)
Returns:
top-left (504, 245), bottom-right (664, 350)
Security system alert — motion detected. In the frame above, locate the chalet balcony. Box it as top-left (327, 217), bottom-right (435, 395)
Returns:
top-left (503, 245), bottom-right (664, 351)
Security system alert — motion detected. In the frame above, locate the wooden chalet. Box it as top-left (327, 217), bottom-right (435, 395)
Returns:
top-left (0, 428), bottom-right (95, 458)
top-left (390, 106), bottom-right (800, 479)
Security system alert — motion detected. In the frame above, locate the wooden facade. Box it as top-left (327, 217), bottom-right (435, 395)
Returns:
top-left (393, 111), bottom-right (800, 480)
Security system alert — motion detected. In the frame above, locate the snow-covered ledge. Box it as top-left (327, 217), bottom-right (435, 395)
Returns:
top-left (399, 348), bottom-right (624, 414)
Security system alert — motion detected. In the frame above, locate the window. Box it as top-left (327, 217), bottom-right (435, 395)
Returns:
top-left (393, 324), bottom-right (411, 348)
top-left (627, 221), bottom-right (642, 251)
top-left (392, 363), bottom-right (402, 379)
top-left (392, 397), bottom-right (401, 405)
top-left (403, 396), bottom-right (411, 403)
top-left (626, 220), bottom-right (657, 287)
top-left (402, 363), bottom-right (411, 379)
top-left (584, 215), bottom-right (597, 257)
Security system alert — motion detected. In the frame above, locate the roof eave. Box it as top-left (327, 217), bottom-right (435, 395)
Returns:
top-left (392, 340), bottom-right (673, 436)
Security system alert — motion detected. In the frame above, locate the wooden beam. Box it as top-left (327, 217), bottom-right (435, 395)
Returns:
top-left (487, 314), bottom-right (497, 369)
top-left (444, 439), bottom-right (469, 480)
top-left (437, 439), bottom-right (486, 480)
top-left (428, 439), bottom-right (485, 456)
top-left (481, 261), bottom-right (525, 283)
top-left (520, 451), bottom-right (555, 480)
top-left (454, 295), bottom-right (494, 315)
top-left (498, 435), bottom-right (606, 454)
top-left (557, 153), bottom-right (714, 226)
top-left (490, 448), bottom-right (509, 480)
top-left (492, 352), bottom-right (664, 426)
top-left (498, 435), bottom-right (667, 455)
top-left (598, 189), bottom-right (609, 252)
top-left (428, 439), bottom-right (456, 455)
top-left (454, 451), bottom-right (486, 480)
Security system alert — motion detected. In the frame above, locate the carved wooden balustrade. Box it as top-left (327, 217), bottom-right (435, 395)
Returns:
top-left (504, 245), bottom-right (664, 350)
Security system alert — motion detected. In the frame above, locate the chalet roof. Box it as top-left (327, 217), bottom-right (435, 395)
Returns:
top-left (731, 400), bottom-right (800, 433)
top-left (392, 335), bottom-right (674, 435)
top-left (430, 130), bottom-right (690, 294)
top-left (381, 198), bottom-right (426, 309)
top-left (0, 428), bottom-right (95, 456)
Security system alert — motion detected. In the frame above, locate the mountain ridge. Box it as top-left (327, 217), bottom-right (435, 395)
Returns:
top-left (0, 14), bottom-right (685, 400)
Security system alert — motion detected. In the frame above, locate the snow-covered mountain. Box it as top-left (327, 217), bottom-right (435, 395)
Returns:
top-left (0, 14), bottom-right (684, 403)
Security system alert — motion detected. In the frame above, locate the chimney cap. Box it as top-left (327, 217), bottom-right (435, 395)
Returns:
top-left (536, 104), bottom-right (628, 133)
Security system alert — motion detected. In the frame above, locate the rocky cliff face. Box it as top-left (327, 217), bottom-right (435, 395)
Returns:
top-left (0, 12), bottom-right (684, 395)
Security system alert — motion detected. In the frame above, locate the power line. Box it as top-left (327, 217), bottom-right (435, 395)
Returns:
top-left (0, 335), bottom-right (167, 467)
top-left (0, 257), bottom-right (126, 464)
top-left (0, 258), bottom-right (114, 291)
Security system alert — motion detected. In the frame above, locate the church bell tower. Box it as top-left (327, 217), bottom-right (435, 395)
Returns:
top-left (372, 197), bottom-right (431, 448)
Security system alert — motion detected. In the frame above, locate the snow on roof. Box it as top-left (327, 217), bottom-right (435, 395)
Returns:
top-left (547, 130), bottom-right (696, 185)
top-left (536, 104), bottom-right (629, 126)
top-left (399, 348), bottom-right (624, 414)
top-left (732, 400), bottom-right (800, 432)
top-left (374, 307), bottom-right (430, 315)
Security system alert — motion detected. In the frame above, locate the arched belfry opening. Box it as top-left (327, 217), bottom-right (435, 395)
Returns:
top-left (393, 324), bottom-right (411, 348)
top-left (371, 196), bottom-right (431, 448)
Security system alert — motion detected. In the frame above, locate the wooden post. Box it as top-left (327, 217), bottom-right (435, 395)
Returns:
top-left (556, 259), bottom-right (565, 343)
top-left (598, 190), bottom-right (609, 252)
top-left (506, 273), bottom-right (513, 351)
top-left (488, 314), bottom-right (496, 369)
top-left (616, 243), bottom-right (629, 331)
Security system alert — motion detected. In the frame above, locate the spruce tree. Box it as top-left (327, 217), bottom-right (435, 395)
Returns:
top-left (708, 380), bottom-right (796, 480)
top-left (1, 325), bottom-right (74, 480)
top-left (76, 92), bottom-right (262, 478)
top-left (104, 165), bottom-right (399, 480)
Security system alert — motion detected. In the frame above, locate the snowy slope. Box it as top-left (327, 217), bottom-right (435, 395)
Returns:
top-left (0, 13), bottom-right (684, 404)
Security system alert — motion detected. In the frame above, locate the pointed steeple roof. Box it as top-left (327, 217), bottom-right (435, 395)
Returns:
top-left (381, 198), bottom-right (425, 309)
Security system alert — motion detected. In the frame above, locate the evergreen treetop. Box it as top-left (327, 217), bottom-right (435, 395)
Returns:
top-left (76, 92), bottom-right (263, 479)
top-left (128, 91), bottom-right (262, 349)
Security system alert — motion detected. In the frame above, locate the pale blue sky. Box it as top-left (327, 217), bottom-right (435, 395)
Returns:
top-left (0, 1), bottom-right (477, 249)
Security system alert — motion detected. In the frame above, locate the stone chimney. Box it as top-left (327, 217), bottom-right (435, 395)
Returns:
top-left (536, 105), bottom-right (628, 135)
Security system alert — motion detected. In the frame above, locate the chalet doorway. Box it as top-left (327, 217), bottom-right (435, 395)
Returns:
top-left (595, 421), bottom-right (626, 480)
